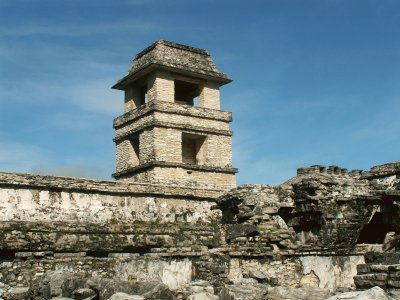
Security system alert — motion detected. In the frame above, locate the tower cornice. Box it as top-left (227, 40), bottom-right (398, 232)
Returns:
top-left (113, 100), bottom-right (232, 129)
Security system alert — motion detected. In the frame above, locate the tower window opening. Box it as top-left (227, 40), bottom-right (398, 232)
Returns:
top-left (357, 212), bottom-right (392, 244)
top-left (174, 80), bottom-right (199, 106)
top-left (129, 136), bottom-right (140, 167)
top-left (182, 133), bottom-right (206, 165)
top-left (124, 83), bottom-right (148, 110)
top-left (193, 96), bottom-right (199, 106)
top-left (140, 84), bottom-right (148, 106)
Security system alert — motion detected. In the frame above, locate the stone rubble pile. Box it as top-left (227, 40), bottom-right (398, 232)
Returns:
top-left (1, 278), bottom-right (398, 300)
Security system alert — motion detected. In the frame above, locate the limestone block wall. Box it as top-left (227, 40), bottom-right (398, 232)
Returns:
top-left (139, 128), bottom-right (155, 163)
top-left (0, 251), bottom-right (364, 295)
top-left (0, 188), bottom-right (219, 225)
top-left (113, 101), bottom-right (232, 136)
top-left (153, 127), bottom-right (181, 163)
top-left (205, 135), bottom-right (232, 167)
top-left (354, 252), bottom-right (400, 290)
top-left (153, 111), bottom-right (230, 132)
top-left (0, 172), bottom-right (224, 224)
top-left (0, 253), bottom-right (193, 293)
top-left (114, 104), bottom-right (231, 140)
top-left (200, 81), bottom-right (220, 110)
top-left (133, 70), bottom-right (222, 110)
top-left (147, 70), bottom-right (174, 104)
top-left (152, 128), bottom-right (232, 167)
top-left (228, 255), bottom-right (364, 290)
top-left (114, 114), bottom-right (154, 138)
top-left (115, 120), bottom-right (231, 167)
top-left (123, 166), bottom-right (236, 190)
top-left (115, 139), bottom-right (131, 172)
top-left (116, 131), bottom-right (234, 180)
top-left (113, 100), bottom-right (235, 181)
top-left (0, 172), bottom-right (225, 253)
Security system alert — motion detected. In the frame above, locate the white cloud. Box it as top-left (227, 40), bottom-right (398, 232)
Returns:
top-left (69, 81), bottom-right (123, 116)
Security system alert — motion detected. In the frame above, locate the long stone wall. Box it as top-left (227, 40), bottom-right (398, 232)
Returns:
top-left (0, 188), bottom-right (219, 225)
top-left (0, 171), bottom-right (224, 254)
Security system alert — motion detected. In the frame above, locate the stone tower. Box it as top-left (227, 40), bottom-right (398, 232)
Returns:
top-left (112, 40), bottom-right (237, 189)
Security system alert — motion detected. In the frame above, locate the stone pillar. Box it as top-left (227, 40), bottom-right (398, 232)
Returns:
top-left (199, 81), bottom-right (220, 110)
top-left (147, 71), bottom-right (174, 103)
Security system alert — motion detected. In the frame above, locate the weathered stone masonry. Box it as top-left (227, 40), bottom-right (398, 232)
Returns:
top-left (0, 40), bottom-right (400, 300)
top-left (112, 40), bottom-right (237, 190)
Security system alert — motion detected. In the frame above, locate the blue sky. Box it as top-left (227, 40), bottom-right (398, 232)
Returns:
top-left (0, 0), bottom-right (399, 185)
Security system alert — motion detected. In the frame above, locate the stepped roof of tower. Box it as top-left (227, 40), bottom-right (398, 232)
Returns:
top-left (112, 40), bottom-right (231, 90)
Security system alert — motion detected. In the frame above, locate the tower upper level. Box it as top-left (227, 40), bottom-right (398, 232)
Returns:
top-left (113, 40), bottom-right (231, 110)
top-left (112, 40), bottom-right (237, 190)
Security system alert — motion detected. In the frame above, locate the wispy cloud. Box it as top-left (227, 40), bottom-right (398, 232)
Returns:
top-left (0, 141), bottom-right (48, 172)
top-left (31, 165), bottom-right (110, 179)
top-left (69, 81), bottom-right (123, 116)
top-left (0, 134), bottom-right (115, 178)
top-left (0, 59), bottom-right (123, 116)
top-left (0, 140), bottom-right (112, 179)
top-left (0, 0), bottom-right (153, 8)
top-left (48, 113), bottom-right (100, 130)
top-left (0, 42), bottom-right (107, 62)
top-left (0, 21), bottom-right (164, 38)
top-left (0, 81), bottom-right (64, 105)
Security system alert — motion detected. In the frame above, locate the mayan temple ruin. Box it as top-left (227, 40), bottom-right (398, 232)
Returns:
top-left (0, 40), bottom-right (400, 300)
top-left (111, 41), bottom-right (237, 190)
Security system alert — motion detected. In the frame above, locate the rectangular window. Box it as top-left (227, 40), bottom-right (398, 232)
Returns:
top-left (174, 80), bottom-right (199, 106)
top-left (129, 136), bottom-right (140, 167)
top-left (139, 84), bottom-right (148, 106)
top-left (182, 133), bottom-right (206, 165)
top-left (124, 83), bottom-right (148, 111)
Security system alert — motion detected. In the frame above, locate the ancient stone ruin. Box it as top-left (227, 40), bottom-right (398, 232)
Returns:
top-left (0, 40), bottom-right (399, 300)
